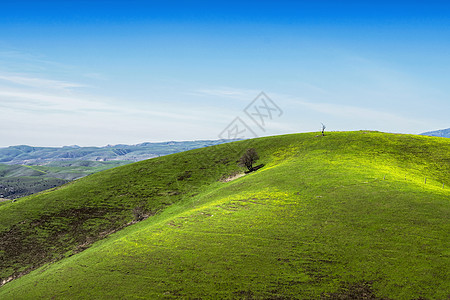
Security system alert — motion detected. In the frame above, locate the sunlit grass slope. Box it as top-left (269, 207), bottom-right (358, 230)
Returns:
top-left (1, 131), bottom-right (449, 299)
top-left (0, 142), bottom-right (245, 281)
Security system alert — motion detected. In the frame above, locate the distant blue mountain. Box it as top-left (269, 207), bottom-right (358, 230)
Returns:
top-left (0, 139), bottom-right (237, 165)
top-left (420, 128), bottom-right (450, 138)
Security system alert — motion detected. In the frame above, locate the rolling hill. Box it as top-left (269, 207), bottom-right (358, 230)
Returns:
top-left (0, 131), bottom-right (449, 299)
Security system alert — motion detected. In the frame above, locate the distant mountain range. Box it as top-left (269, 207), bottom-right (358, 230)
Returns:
top-left (420, 128), bottom-right (450, 138)
top-left (0, 139), bottom-right (237, 165)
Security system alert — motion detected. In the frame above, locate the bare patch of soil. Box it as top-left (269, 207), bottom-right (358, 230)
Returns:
top-left (321, 281), bottom-right (391, 300)
top-left (221, 172), bottom-right (245, 182)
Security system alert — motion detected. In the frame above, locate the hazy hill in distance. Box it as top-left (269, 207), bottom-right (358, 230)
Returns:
top-left (0, 139), bottom-right (236, 165)
top-left (420, 128), bottom-right (450, 138)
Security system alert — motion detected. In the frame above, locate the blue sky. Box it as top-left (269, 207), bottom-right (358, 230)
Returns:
top-left (0, 0), bottom-right (449, 146)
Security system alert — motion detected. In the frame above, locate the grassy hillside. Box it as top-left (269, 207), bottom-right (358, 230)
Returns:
top-left (0, 131), bottom-right (449, 299)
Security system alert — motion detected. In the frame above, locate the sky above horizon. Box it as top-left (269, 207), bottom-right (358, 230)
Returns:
top-left (1, 0), bottom-right (449, 147)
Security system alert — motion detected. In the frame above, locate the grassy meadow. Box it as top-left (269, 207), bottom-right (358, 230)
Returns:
top-left (0, 131), bottom-right (448, 299)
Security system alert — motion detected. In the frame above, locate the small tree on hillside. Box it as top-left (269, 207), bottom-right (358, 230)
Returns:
top-left (321, 123), bottom-right (326, 136)
top-left (239, 148), bottom-right (259, 172)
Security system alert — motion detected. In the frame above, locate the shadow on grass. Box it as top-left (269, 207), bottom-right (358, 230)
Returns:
top-left (245, 164), bottom-right (265, 174)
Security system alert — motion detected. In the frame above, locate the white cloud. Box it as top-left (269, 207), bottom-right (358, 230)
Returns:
top-left (0, 74), bottom-right (238, 146)
top-left (0, 74), bottom-right (86, 90)
top-left (190, 87), bottom-right (260, 101)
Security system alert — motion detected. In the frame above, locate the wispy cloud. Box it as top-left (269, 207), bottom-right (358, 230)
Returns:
top-left (0, 88), bottom-right (210, 121)
top-left (0, 74), bottom-right (86, 90)
top-left (0, 71), bottom-right (236, 146)
top-left (82, 72), bottom-right (108, 81)
top-left (190, 87), bottom-right (260, 101)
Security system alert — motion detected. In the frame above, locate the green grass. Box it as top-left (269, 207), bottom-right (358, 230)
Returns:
top-left (0, 131), bottom-right (449, 299)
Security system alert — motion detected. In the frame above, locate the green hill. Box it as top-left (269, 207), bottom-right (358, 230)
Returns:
top-left (0, 131), bottom-right (449, 299)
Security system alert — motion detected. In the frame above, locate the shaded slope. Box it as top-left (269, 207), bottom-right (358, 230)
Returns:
top-left (0, 132), bottom-right (449, 299)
